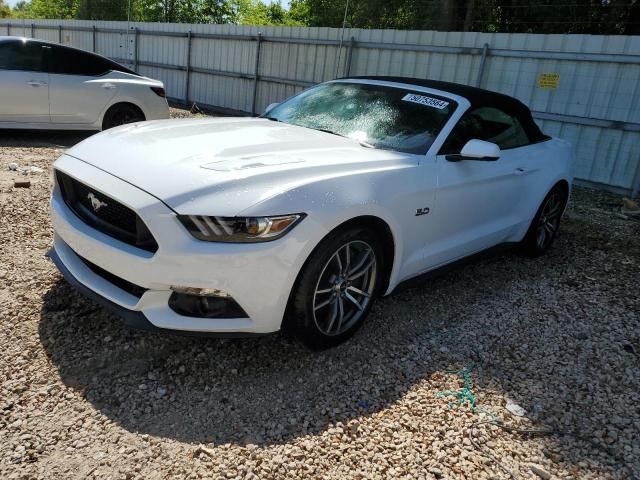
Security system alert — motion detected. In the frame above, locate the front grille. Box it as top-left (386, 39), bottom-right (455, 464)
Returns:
top-left (56, 170), bottom-right (158, 253)
top-left (79, 255), bottom-right (147, 299)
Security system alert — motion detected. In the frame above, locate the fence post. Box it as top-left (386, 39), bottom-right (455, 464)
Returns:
top-left (58, 24), bottom-right (62, 43)
top-left (31, 23), bottom-right (35, 38)
top-left (475, 43), bottom-right (489, 87)
top-left (134, 27), bottom-right (139, 72)
top-left (251, 33), bottom-right (263, 116)
top-left (632, 167), bottom-right (640, 198)
top-left (6, 22), bottom-right (9, 36)
top-left (344, 36), bottom-right (356, 77)
top-left (92, 25), bottom-right (96, 52)
top-left (184, 30), bottom-right (192, 105)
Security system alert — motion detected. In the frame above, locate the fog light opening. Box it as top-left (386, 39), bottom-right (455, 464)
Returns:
top-left (168, 290), bottom-right (247, 319)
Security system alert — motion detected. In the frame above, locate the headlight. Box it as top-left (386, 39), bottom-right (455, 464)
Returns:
top-left (178, 214), bottom-right (305, 243)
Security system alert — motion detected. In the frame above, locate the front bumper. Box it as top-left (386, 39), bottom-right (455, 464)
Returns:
top-left (49, 154), bottom-right (319, 335)
top-left (46, 246), bottom-right (267, 338)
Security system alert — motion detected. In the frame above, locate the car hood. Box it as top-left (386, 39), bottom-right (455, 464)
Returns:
top-left (66, 117), bottom-right (413, 215)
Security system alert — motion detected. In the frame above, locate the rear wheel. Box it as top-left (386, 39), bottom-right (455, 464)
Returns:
top-left (521, 184), bottom-right (567, 256)
top-left (288, 227), bottom-right (382, 349)
top-left (102, 104), bottom-right (145, 130)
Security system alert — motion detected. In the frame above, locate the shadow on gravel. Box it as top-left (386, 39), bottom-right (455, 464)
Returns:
top-left (0, 129), bottom-right (93, 148)
top-left (38, 209), bottom-right (639, 476)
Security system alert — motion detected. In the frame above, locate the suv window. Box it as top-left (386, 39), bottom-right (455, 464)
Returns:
top-left (0, 41), bottom-right (48, 72)
top-left (441, 106), bottom-right (531, 154)
top-left (51, 45), bottom-right (119, 76)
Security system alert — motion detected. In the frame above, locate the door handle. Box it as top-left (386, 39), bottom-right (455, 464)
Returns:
top-left (514, 167), bottom-right (527, 175)
top-left (27, 81), bottom-right (47, 87)
top-left (102, 84), bottom-right (117, 90)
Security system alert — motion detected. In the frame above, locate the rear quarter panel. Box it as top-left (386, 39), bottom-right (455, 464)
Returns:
top-left (99, 74), bottom-right (169, 126)
top-left (514, 137), bottom-right (573, 240)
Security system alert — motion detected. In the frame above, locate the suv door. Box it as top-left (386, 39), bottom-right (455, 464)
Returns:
top-left (0, 40), bottom-right (50, 124)
top-left (425, 107), bottom-right (532, 267)
top-left (48, 45), bottom-right (119, 125)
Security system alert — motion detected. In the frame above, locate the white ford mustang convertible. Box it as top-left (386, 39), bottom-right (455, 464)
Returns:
top-left (49, 77), bottom-right (573, 348)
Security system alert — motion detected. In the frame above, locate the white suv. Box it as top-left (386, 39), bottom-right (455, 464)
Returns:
top-left (0, 37), bottom-right (169, 130)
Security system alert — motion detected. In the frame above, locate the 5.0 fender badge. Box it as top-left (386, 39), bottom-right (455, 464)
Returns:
top-left (415, 207), bottom-right (430, 216)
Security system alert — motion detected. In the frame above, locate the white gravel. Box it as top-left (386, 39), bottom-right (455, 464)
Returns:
top-left (1, 110), bottom-right (639, 479)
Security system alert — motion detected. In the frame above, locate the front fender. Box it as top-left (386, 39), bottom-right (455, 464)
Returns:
top-left (238, 164), bottom-right (428, 296)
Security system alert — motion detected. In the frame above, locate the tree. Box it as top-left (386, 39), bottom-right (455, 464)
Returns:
top-left (10, 1), bottom-right (31, 18)
top-left (472, 0), bottom-right (637, 34)
top-left (0, 0), bottom-right (12, 18)
top-left (134, 0), bottom-right (238, 23)
top-left (234, 0), bottom-right (304, 26)
top-left (296, 0), bottom-right (449, 29)
top-left (5, 0), bottom-right (637, 34)
top-left (76, 0), bottom-right (130, 20)
top-left (295, 0), bottom-right (638, 34)
top-left (25, 0), bottom-right (79, 18)
top-left (288, 0), bottom-right (310, 24)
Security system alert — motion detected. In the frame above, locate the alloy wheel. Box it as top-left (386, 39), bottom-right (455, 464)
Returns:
top-left (312, 240), bottom-right (377, 336)
top-left (536, 190), bottom-right (563, 249)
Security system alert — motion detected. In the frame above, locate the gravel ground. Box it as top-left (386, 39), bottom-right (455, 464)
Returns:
top-left (1, 109), bottom-right (639, 479)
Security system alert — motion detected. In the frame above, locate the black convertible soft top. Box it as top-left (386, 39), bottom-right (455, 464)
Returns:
top-left (341, 76), bottom-right (549, 143)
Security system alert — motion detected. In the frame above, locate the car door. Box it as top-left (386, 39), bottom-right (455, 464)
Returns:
top-left (48, 45), bottom-right (119, 125)
top-left (424, 106), bottom-right (532, 268)
top-left (0, 40), bottom-right (50, 124)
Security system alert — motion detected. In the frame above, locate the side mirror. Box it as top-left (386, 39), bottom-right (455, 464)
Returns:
top-left (264, 102), bottom-right (279, 114)
top-left (446, 139), bottom-right (500, 162)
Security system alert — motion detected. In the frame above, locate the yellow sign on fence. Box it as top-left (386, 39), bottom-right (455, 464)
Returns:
top-left (537, 73), bottom-right (560, 89)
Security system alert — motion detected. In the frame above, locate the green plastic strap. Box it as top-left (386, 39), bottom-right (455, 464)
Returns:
top-left (436, 367), bottom-right (477, 412)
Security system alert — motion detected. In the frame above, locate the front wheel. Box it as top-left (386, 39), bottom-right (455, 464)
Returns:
top-left (521, 184), bottom-right (568, 257)
top-left (287, 227), bottom-right (383, 349)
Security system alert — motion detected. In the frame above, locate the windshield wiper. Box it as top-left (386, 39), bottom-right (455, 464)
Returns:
top-left (313, 128), bottom-right (378, 149)
top-left (313, 127), bottom-right (345, 137)
top-left (268, 123), bottom-right (376, 149)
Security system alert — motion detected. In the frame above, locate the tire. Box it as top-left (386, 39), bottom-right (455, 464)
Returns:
top-left (521, 183), bottom-right (568, 257)
top-left (102, 104), bottom-right (145, 130)
top-left (287, 226), bottom-right (384, 349)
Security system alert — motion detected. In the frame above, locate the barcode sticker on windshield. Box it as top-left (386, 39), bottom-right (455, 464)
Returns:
top-left (402, 93), bottom-right (449, 109)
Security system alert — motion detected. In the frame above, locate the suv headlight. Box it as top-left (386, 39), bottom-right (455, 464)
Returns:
top-left (178, 214), bottom-right (305, 243)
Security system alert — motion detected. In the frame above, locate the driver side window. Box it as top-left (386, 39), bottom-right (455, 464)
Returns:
top-left (440, 106), bottom-right (531, 154)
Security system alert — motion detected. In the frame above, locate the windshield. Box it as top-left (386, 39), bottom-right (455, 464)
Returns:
top-left (264, 82), bottom-right (458, 155)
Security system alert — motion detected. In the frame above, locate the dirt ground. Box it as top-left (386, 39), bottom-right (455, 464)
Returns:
top-left (0, 110), bottom-right (639, 479)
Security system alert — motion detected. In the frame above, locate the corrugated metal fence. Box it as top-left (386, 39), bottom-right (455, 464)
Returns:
top-left (1, 19), bottom-right (639, 195)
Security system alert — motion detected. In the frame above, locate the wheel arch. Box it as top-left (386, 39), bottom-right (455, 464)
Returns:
top-left (282, 214), bottom-right (397, 330)
top-left (555, 178), bottom-right (570, 194)
top-left (554, 179), bottom-right (572, 220)
top-left (332, 215), bottom-right (396, 295)
top-left (547, 178), bottom-right (571, 214)
top-left (100, 100), bottom-right (146, 130)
